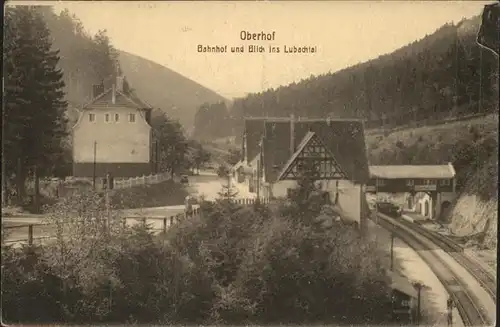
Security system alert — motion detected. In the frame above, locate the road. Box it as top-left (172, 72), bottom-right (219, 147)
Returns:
top-left (186, 170), bottom-right (256, 201)
top-left (2, 170), bottom-right (254, 245)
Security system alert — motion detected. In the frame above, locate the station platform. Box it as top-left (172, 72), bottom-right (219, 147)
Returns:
top-left (401, 211), bottom-right (496, 276)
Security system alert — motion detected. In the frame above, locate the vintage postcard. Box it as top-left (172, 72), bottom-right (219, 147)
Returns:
top-left (2, 1), bottom-right (498, 326)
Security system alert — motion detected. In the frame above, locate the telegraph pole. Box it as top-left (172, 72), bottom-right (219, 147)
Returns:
top-left (93, 141), bottom-right (97, 190)
top-left (374, 177), bottom-right (378, 225)
top-left (104, 173), bottom-right (112, 235)
top-left (155, 140), bottom-right (159, 173)
top-left (413, 282), bottom-right (423, 325)
top-left (390, 232), bottom-right (395, 271)
top-left (479, 46), bottom-right (483, 114)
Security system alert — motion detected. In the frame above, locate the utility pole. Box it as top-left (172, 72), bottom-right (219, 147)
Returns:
top-left (155, 140), bottom-right (159, 173)
top-left (33, 165), bottom-right (40, 214)
top-left (413, 282), bottom-right (423, 325)
top-left (104, 172), bottom-right (111, 235)
top-left (390, 232), bottom-right (395, 271)
top-left (447, 296), bottom-right (454, 327)
top-left (93, 141), bottom-right (97, 190)
top-left (256, 162), bottom-right (260, 203)
top-left (479, 46), bottom-right (483, 114)
top-left (374, 177), bottom-right (378, 225)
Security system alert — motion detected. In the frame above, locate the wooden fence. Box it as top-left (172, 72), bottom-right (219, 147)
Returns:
top-left (113, 172), bottom-right (171, 189)
top-left (2, 197), bottom-right (269, 247)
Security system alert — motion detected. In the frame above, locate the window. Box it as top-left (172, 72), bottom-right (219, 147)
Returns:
top-left (129, 113), bottom-right (136, 122)
top-left (439, 179), bottom-right (451, 186)
top-left (105, 113), bottom-right (110, 122)
top-left (115, 113), bottom-right (120, 122)
top-left (423, 179), bottom-right (435, 185)
top-left (88, 113), bottom-right (95, 122)
top-left (375, 179), bottom-right (385, 187)
top-left (406, 179), bottom-right (415, 186)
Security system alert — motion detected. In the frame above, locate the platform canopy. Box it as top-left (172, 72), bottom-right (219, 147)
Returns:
top-left (369, 164), bottom-right (455, 179)
top-left (277, 131), bottom-right (348, 181)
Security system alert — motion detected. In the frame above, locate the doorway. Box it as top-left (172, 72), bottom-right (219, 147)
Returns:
top-left (440, 201), bottom-right (452, 222)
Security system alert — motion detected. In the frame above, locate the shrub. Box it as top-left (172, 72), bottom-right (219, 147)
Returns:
top-left (1, 245), bottom-right (67, 324)
top-left (2, 175), bottom-right (393, 325)
top-left (214, 215), bottom-right (392, 324)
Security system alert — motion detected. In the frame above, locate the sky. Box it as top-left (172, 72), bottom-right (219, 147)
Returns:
top-left (22, 1), bottom-right (491, 99)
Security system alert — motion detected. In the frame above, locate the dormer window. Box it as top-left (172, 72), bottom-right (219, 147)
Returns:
top-left (105, 113), bottom-right (110, 122)
top-left (115, 113), bottom-right (120, 122)
top-left (89, 113), bottom-right (95, 122)
top-left (129, 113), bottom-right (136, 122)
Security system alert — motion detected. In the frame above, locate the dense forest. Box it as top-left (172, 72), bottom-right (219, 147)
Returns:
top-left (193, 101), bottom-right (234, 140)
top-left (193, 15), bottom-right (499, 142)
top-left (36, 7), bottom-right (119, 120)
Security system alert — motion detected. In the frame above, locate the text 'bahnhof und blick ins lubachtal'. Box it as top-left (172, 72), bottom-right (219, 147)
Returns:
top-left (197, 31), bottom-right (318, 54)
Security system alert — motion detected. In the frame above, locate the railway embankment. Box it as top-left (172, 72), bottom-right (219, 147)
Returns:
top-left (366, 113), bottom-right (498, 273)
top-left (365, 218), bottom-right (464, 326)
top-left (373, 213), bottom-right (496, 326)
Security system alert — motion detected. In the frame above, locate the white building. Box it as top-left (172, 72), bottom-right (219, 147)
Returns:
top-left (72, 76), bottom-right (155, 178)
top-left (232, 115), bottom-right (370, 229)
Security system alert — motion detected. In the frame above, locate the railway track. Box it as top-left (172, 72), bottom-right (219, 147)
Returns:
top-left (398, 218), bottom-right (497, 303)
top-left (374, 213), bottom-right (492, 327)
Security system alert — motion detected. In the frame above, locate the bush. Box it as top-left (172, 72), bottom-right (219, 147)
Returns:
top-left (2, 179), bottom-right (393, 325)
top-left (1, 245), bottom-right (67, 324)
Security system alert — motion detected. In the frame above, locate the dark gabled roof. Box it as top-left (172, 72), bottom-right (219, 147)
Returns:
top-left (262, 118), bottom-right (369, 184)
top-left (244, 119), bottom-right (266, 162)
top-left (369, 164), bottom-right (456, 179)
top-left (82, 88), bottom-right (152, 110)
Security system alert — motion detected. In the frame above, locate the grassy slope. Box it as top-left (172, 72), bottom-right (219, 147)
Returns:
top-left (365, 114), bottom-right (498, 249)
top-left (111, 179), bottom-right (189, 210)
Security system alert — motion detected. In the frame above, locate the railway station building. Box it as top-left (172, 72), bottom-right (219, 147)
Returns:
top-left (231, 115), bottom-right (370, 230)
top-left (366, 164), bottom-right (457, 221)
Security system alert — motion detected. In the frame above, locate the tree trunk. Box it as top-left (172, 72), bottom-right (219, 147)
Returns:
top-left (16, 158), bottom-right (26, 203)
top-left (1, 156), bottom-right (6, 207)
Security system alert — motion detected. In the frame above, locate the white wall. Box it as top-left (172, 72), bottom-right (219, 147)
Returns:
top-left (271, 180), bottom-right (298, 198)
top-left (73, 107), bottom-right (151, 163)
top-left (271, 179), bottom-right (363, 225)
top-left (321, 179), bottom-right (362, 225)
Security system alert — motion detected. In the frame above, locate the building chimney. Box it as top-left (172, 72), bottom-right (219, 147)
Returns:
top-left (112, 84), bottom-right (116, 104)
top-left (116, 76), bottom-right (124, 93)
top-left (290, 113), bottom-right (295, 155)
top-left (92, 84), bottom-right (104, 99)
top-left (243, 131), bottom-right (248, 163)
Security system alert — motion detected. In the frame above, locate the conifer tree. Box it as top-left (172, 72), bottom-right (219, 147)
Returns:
top-left (3, 6), bottom-right (68, 209)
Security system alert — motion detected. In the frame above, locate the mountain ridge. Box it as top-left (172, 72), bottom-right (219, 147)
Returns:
top-left (118, 50), bottom-right (228, 130)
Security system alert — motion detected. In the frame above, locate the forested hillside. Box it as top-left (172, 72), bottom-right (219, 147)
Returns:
top-left (193, 101), bottom-right (234, 140)
top-left (193, 15), bottom-right (498, 142)
top-left (37, 8), bottom-right (119, 125)
top-left (39, 7), bottom-right (226, 129)
top-left (118, 51), bottom-right (227, 129)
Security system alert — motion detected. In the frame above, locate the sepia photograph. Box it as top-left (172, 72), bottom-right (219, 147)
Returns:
top-left (1, 1), bottom-right (498, 326)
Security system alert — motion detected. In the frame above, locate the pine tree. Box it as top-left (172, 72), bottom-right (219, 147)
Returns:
top-left (3, 6), bottom-right (68, 209)
top-left (286, 160), bottom-right (324, 224)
